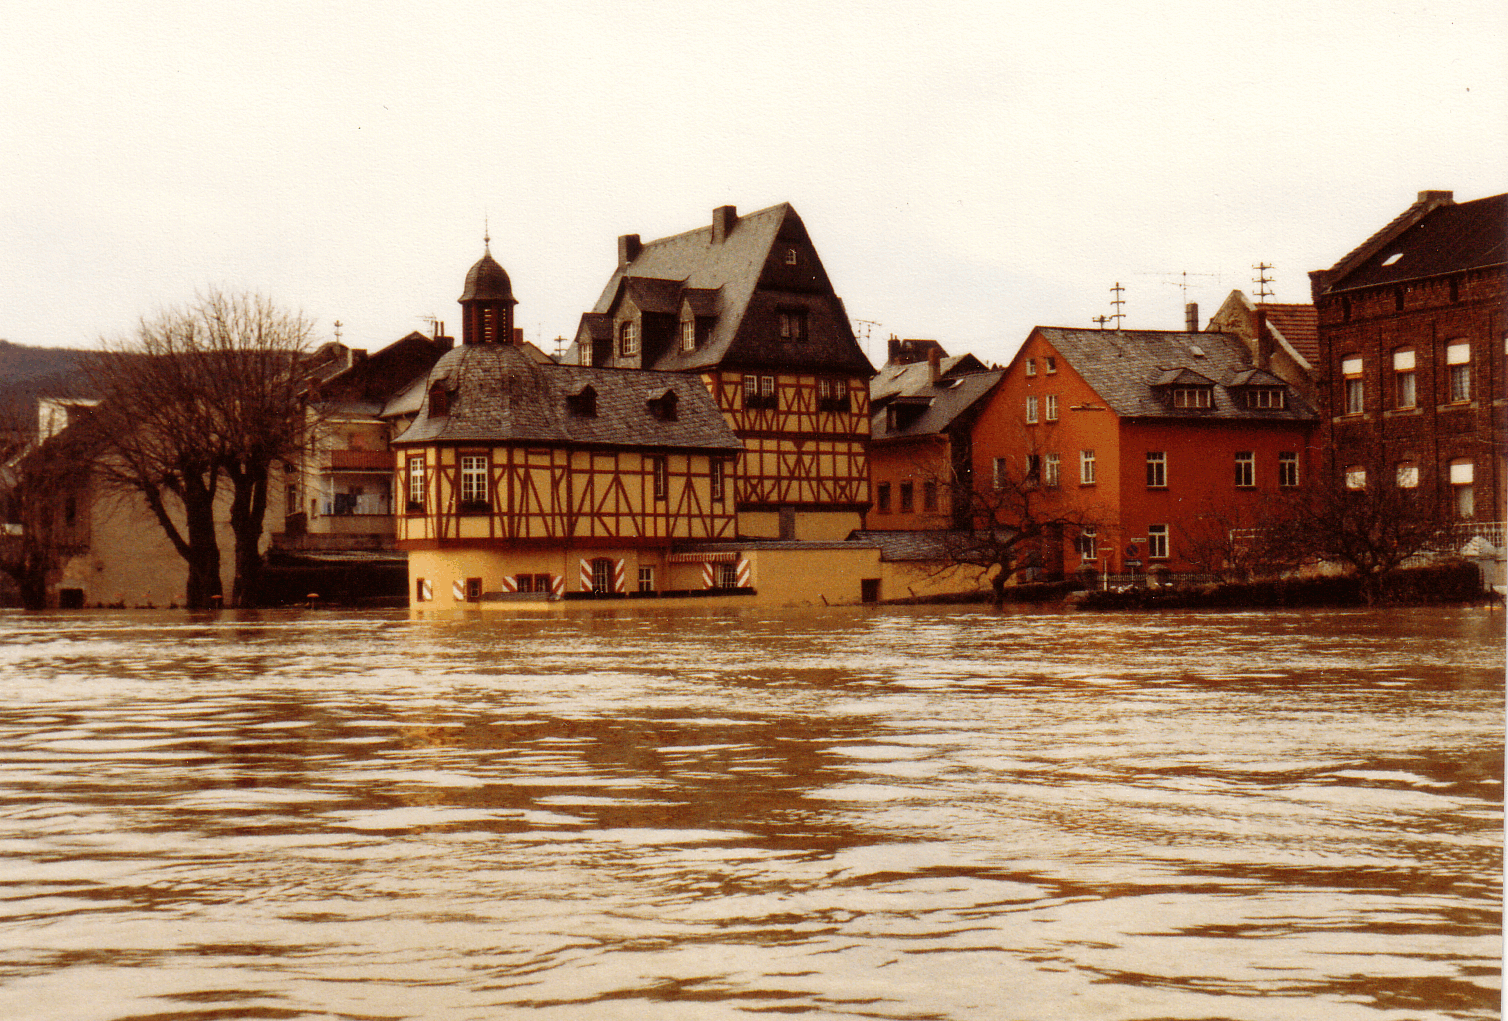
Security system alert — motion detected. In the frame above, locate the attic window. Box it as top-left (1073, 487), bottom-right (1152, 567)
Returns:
top-left (1171, 388), bottom-right (1211, 409)
top-left (1382, 253), bottom-right (1403, 267)
top-left (778, 309), bottom-right (807, 342)
top-left (567, 385), bottom-right (597, 417)
top-left (648, 390), bottom-right (679, 422)
top-left (1044, 356), bottom-right (1057, 374)
top-left (429, 383), bottom-right (452, 417)
top-left (1187, 344), bottom-right (1206, 358)
top-left (1243, 388), bottom-right (1287, 409)
top-left (785, 248), bottom-right (798, 265)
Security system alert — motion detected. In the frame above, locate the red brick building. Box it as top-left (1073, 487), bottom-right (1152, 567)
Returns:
top-left (1308, 190), bottom-right (1505, 530)
top-left (972, 326), bottom-right (1319, 576)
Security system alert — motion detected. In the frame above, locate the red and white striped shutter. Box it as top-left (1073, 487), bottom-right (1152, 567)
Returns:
top-left (451, 580), bottom-right (465, 600)
top-left (579, 559), bottom-right (593, 591)
top-left (702, 563), bottom-right (716, 589)
top-left (420, 579), bottom-right (432, 601)
top-left (613, 559), bottom-right (626, 593)
top-left (550, 574), bottom-right (565, 598)
top-left (499, 574), bottom-right (518, 593)
top-left (735, 557), bottom-right (750, 587)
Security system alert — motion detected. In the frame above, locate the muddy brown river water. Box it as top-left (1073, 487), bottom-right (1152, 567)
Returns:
top-left (0, 605), bottom-right (1500, 1020)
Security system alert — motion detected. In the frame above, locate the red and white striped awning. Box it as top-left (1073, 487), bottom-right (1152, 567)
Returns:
top-left (667, 552), bottom-right (741, 563)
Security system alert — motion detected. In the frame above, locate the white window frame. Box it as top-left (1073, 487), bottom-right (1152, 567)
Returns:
top-left (1025, 358), bottom-right (1036, 377)
top-left (619, 320), bottom-right (639, 357)
top-left (459, 454), bottom-right (488, 506)
top-left (1025, 395), bottom-right (1039, 423)
top-left (407, 455), bottom-right (425, 509)
top-left (1234, 451), bottom-right (1255, 488)
top-left (1044, 452), bottom-right (1060, 487)
top-left (1044, 357), bottom-right (1057, 374)
top-left (710, 459), bottom-right (725, 502)
top-left (651, 456), bottom-right (668, 501)
top-left (993, 456), bottom-right (1010, 490)
top-left (1345, 465), bottom-right (1367, 490)
top-left (638, 566), bottom-right (655, 593)
top-left (1146, 451), bottom-right (1167, 488)
top-left (1078, 525), bottom-right (1097, 560)
top-left (680, 318), bottom-right (696, 352)
top-left (1396, 461), bottom-right (1418, 489)
top-left (1147, 524), bottom-right (1169, 560)
top-left (1278, 452), bottom-right (1298, 487)
top-left (1080, 449), bottom-right (1096, 485)
top-left (1393, 348), bottom-right (1416, 408)
top-left (1045, 394), bottom-right (1059, 421)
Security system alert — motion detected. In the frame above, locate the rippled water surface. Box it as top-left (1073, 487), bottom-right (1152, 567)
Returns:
top-left (0, 605), bottom-right (1501, 1021)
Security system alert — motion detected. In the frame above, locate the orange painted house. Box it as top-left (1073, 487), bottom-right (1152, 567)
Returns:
top-left (971, 327), bottom-right (1320, 576)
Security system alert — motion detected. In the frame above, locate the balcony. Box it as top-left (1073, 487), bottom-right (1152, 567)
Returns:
top-left (325, 450), bottom-right (395, 473)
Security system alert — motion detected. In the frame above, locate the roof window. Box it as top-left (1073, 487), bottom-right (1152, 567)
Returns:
top-left (567, 385), bottom-right (597, 417)
top-left (1382, 253), bottom-right (1403, 267)
top-left (648, 389), bottom-right (679, 422)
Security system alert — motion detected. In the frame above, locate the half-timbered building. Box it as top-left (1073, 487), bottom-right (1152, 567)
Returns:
top-left (393, 247), bottom-right (743, 606)
top-left (566, 204), bottom-right (875, 541)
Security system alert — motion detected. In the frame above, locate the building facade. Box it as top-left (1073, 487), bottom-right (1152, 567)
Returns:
top-left (1308, 190), bottom-right (1505, 531)
top-left (394, 248), bottom-right (745, 606)
top-left (567, 204), bottom-right (875, 541)
top-left (972, 326), bottom-right (1320, 577)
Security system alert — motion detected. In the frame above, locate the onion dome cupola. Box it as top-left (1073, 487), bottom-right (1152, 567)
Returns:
top-left (459, 238), bottom-right (518, 346)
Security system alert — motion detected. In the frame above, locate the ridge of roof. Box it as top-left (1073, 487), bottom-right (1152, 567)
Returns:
top-left (1319, 192), bottom-right (1507, 294)
top-left (1029, 327), bottom-right (1317, 422)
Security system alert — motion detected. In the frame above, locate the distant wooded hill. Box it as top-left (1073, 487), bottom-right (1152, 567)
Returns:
top-left (0, 340), bottom-right (92, 415)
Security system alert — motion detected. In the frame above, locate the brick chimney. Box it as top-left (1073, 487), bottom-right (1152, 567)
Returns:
top-left (712, 205), bottom-right (738, 244)
top-left (618, 234), bottom-right (641, 269)
top-left (1254, 309), bottom-right (1273, 370)
top-left (1185, 302), bottom-right (1199, 333)
top-left (928, 345), bottom-right (942, 383)
top-left (1418, 190), bottom-right (1454, 205)
top-left (887, 336), bottom-right (901, 364)
top-left (512, 326), bottom-right (524, 346)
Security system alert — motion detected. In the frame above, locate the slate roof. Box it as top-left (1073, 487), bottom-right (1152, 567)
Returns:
top-left (1031, 328), bottom-right (1318, 422)
top-left (869, 368), bottom-right (1005, 442)
top-left (870, 354), bottom-right (990, 406)
top-left (1317, 192), bottom-right (1506, 294)
top-left (574, 203), bottom-right (873, 376)
top-left (392, 342), bottom-right (740, 450)
top-left (846, 530), bottom-right (966, 562)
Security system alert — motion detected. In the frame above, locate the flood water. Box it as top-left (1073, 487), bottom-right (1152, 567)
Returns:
top-left (0, 605), bottom-right (1500, 1021)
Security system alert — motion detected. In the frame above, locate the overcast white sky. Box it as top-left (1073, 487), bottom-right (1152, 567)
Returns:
top-left (5, 0), bottom-right (1505, 368)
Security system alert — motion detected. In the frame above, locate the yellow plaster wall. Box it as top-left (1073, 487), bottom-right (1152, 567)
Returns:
top-left (744, 547), bottom-right (881, 606)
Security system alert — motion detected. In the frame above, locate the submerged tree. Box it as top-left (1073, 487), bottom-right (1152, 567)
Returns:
top-left (86, 290), bottom-right (316, 608)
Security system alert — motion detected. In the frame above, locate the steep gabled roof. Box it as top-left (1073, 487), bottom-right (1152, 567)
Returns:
top-left (1314, 192), bottom-right (1507, 295)
top-left (579, 203), bottom-right (873, 376)
top-left (1030, 328), bottom-right (1317, 422)
top-left (393, 342), bottom-right (740, 450)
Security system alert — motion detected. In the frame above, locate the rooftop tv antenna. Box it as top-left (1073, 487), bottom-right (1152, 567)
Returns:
top-left (1093, 315), bottom-right (1112, 330)
top-left (1109, 282), bottom-right (1126, 329)
top-left (1252, 263), bottom-right (1275, 301)
top-left (853, 319), bottom-right (880, 360)
top-left (333, 320), bottom-right (343, 344)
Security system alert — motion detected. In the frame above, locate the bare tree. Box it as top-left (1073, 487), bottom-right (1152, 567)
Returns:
top-left (1176, 495), bottom-right (1301, 583)
top-left (1269, 467), bottom-right (1452, 604)
top-left (86, 290), bottom-right (316, 608)
top-left (940, 456), bottom-right (1098, 601)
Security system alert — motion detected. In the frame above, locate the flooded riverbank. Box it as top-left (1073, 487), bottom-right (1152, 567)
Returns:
top-left (0, 605), bottom-right (1500, 1020)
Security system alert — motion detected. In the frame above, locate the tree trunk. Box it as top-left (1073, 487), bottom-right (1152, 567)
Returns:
top-left (227, 466), bottom-right (269, 608)
top-left (180, 478), bottom-right (222, 610)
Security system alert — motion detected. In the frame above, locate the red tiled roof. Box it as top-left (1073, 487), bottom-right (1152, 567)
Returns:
top-left (1257, 303), bottom-right (1318, 366)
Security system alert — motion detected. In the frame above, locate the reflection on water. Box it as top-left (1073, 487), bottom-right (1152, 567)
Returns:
top-left (0, 606), bottom-right (1500, 1020)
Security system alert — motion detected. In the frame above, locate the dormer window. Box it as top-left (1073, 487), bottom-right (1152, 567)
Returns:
top-left (648, 390), bottom-right (679, 422)
top-left (778, 309), bottom-right (807, 342)
top-left (567, 385), bottom-right (597, 417)
top-left (429, 383), bottom-right (452, 417)
top-left (680, 319), bottom-right (696, 352)
top-left (1243, 388), bottom-right (1287, 409)
top-left (1171, 388), bottom-right (1211, 409)
top-left (619, 320), bottom-right (639, 358)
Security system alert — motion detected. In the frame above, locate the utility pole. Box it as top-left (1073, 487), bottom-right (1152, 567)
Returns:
top-left (1252, 263), bottom-right (1275, 302)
